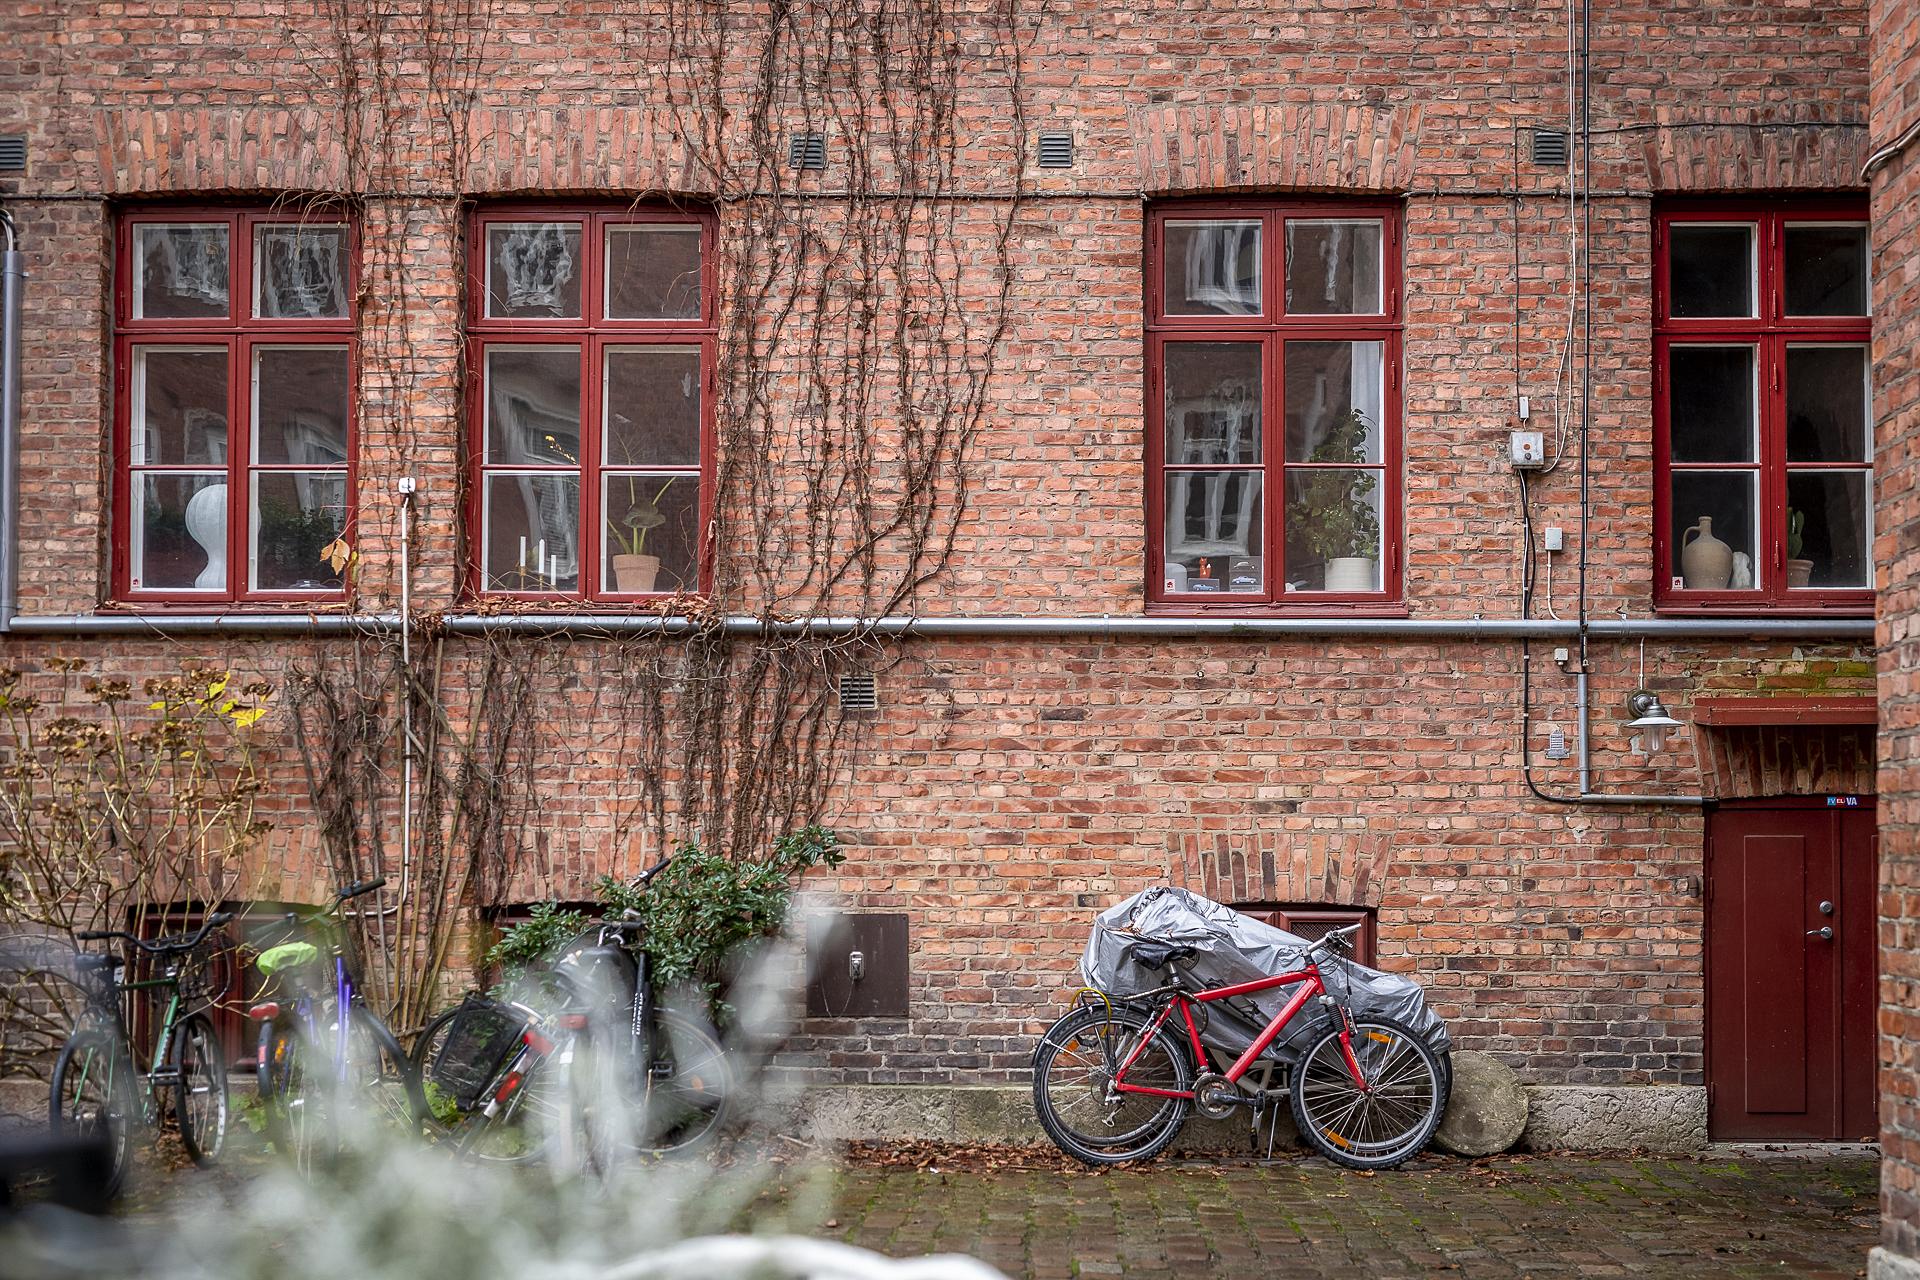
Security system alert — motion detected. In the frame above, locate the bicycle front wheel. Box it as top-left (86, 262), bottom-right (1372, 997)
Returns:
top-left (638, 1008), bottom-right (732, 1155)
top-left (172, 1013), bottom-right (229, 1165)
top-left (50, 1029), bottom-right (135, 1199)
top-left (1030, 1004), bottom-right (1192, 1166)
top-left (1289, 1016), bottom-right (1446, 1170)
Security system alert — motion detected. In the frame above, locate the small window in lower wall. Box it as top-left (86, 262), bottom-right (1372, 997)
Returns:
top-left (1231, 903), bottom-right (1376, 967)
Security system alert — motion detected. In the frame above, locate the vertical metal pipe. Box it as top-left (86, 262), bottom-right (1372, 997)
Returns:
top-left (1, 211), bottom-right (24, 632)
top-left (1574, 0), bottom-right (1595, 791)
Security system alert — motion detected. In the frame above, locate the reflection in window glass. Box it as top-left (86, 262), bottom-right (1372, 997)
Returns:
top-left (255, 224), bottom-right (349, 319)
top-left (132, 348), bottom-right (228, 466)
top-left (1786, 471), bottom-right (1870, 588)
top-left (604, 347), bottom-right (701, 466)
top-left (1784, 225), bottom-right (1868, 316)
top-left (484, 473), bottom-right (582, 591)
top-left (1670, 471), bottom-right (1759, 591)
top-left (1162, 220), bottom-right (1261, 316)
top-left (1285, 220), bottom-right (1382, 315)
top-left (603, 473), bottom-right (700, 594)
top-left (485, 347), bottom-right (581, 465)
top-left (1284, 341), bottom-right (1384, 463)
top-left (135, 224), bottom-right (230, 320)
top-left (1669, 225), bottom-right (1753, 318)
top-left (253, 347), bottom-right (349, 465)
top-left (1668, 346), bottom-right (1756, 463)
top-left (486, 223), bottom-right (583, 319)
top-left (1163, 343), bottom-right (1261, 464)
top-left (1162, 471), bottom-right (1263, 593)
top-left (1284, 469), bottom-right (1381, 592)
top-left (251, 472), bottom-right (348, 591)
top-left (605, 226), bottom-right (703, 320)
top-left (1785, 346), bottom-right (1868, 464)
top-left (132, 473), bottom-right (227, 591)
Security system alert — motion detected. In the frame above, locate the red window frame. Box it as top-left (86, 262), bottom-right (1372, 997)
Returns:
top-left (1234, 903), bottom-right (1378, 967)
top-left (465, 205), bottom-right (717, 603)
top-left (1146, 200), bottom-right (1404, 613)
top-left (112, 207), bottom-right (359, 605)
top-left (1653, 199), bottom-right (1872, 614)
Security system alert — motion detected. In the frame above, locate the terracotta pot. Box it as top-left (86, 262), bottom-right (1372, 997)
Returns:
top-left (612, 553), bottom-right (661, 594)
top-left (1786, 558), bottom-right (1814, 589)
top-left (1680, 517), bottom-right (1733, 590)
top-left (1324, 556), bottom-right (1377, 593)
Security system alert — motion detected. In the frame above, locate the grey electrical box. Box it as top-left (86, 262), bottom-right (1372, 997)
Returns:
top-left (805, 912), bottom-right (909, 1019)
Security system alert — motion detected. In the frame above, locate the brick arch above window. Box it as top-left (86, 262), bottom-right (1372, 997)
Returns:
top-left (1130, 105), bottom-right (1424, 196)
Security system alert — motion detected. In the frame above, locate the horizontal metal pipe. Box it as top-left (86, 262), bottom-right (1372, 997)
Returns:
top-left (0, 611), bottom-right (1876, 642)
top-left (1574, 792), bottom-right (1708, 807)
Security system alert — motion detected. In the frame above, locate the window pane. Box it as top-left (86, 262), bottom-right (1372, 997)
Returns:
top-left (255, 224), bottom-right (349, 319)
top-left (134, 224), bottom-right (229, 320)
top-left (132, 348), bottom-right (228, 466)
top-left (1784, 224), bottom-right (1868, 316)
top-left (1668, 346), bottom-right (1756, 463)
top-left (483, 473), bottom-right (581, 591)
top-left (1163, 343), bottom-right (1261, 464)
top-left (1786, 471), bottom-right (1870, 588)
top-left (1786, 345), bottom-right (1868, 464)
top-left (1284, 469), bottom-right (1382, 592)
top-left (603, 474), bottom-right (700, 593)
top-left (132, 473), bottom-right (226, 591)
top-left (1285, 341), bottom-right (1384, 464)
top-left (1285, 220), bottom-right (1382, 315)
top-left (484, 347), bottom-right (581, 465)
top-left (251, 472), bottom-right (347, 591)
top-left (485, 223), bottom-right (583, 319)
top-left (253, 347), bottom-right (349, 465)
top-left (605, 225), bottom-right (702, 320)
top-left (1670, 471), bottom-right (1759, 590)
top-left (1162, 471), bottom-right (1262, 593)
top-left (1162, 220), bottom-right (1261, 316)
top-left (1668, 225), bottom-right (1754, 318)
top-left (604, 347), bottom-right (701, 466)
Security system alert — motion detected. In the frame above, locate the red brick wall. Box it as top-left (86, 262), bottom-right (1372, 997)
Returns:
top-left (0, 2), bottom-right (1882, 1096)
top-left (1874, 0), bottom-right (1920, 1260)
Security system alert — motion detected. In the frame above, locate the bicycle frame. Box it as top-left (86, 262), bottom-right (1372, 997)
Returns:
top-left (1111, 962), bottom-right (1368, 1099)
top-left (80, 963), bottom-right (186, 1125)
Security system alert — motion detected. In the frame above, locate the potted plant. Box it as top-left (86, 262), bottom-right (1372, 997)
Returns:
top-left (1285, 409), bottom-right (1380, 592)
top-left (607, 478), bottom-right (674, 593)
top-left (1785, 508), bottom-right (1814, 589)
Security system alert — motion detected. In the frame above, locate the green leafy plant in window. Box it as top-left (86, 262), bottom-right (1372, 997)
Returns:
top-left (1285, 409), bottom-right (1381, 567)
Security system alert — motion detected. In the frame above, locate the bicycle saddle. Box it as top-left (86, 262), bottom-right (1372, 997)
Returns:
top-left (1126, 938), bottom-right (1198, 970)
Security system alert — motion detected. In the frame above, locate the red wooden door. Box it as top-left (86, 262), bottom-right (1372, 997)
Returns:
top-left (1706, 799), bottom-right (1877, 1141)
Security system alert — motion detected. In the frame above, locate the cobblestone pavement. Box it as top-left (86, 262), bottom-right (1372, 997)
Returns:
top-left (823, 1151), bottom-right (1878, 1279)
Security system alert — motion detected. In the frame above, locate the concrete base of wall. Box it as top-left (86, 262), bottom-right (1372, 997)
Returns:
top-left (1870, 1247), bottom-right (1920, 1280)
top-left (795, 1083), bottom-right (1710, 1154)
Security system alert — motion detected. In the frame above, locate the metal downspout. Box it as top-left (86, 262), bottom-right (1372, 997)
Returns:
top-left (1, 210), bottom-right (23, 633)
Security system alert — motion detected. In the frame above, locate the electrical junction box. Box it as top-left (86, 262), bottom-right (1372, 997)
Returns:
top-left (805, 912), bottom-right (910, 1019)
top-left (1543, 525), bottom-right (1564, 552)
top-left (1510, 430), bottom-right (1546, 469)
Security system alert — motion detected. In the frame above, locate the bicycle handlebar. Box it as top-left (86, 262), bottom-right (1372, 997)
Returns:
top-left (1305, 920), bottom-right (1365, 957)
top-left (337, 877), bottom-right (387, 901)
top-left (75, 912), bottom-right (234, 954)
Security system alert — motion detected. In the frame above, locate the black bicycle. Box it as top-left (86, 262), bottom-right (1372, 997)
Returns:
top-left (412, 861), bottom-right (732, 1166)
top-left (50, 913), bottom-right (234, 1197)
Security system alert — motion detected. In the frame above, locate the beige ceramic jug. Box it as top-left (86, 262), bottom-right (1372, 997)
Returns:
top-left (1681, 517), bottom-right (1734, 590)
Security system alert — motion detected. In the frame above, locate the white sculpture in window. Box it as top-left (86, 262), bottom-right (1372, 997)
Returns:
top-left (494, 225), bottom-right (577, 316)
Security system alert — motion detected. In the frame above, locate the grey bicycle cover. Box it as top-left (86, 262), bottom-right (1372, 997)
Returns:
top-left (1079, 886), bottom-right (1451, 1067)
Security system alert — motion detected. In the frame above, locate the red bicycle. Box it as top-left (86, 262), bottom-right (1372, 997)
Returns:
top-left (1031, 920), bottom-right (1447, 1168)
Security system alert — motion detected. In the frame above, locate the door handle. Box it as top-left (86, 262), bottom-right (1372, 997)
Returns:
top-left (1806, 927), bottom-right (1834, 941)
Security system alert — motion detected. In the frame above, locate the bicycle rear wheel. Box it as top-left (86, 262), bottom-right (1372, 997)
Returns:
top-left (1030, 1004), bottom-right (1192, 1165)
top-left (1289, 1015), bottom-right (1446, 1170)
top-left (171, 1013), bottom-right (229, 1165)
top-left (50, 1029), bottom-right (135, 1199)
top-left (637, 1008), bottom-right (732, 1155)
top-left (271, 1007), bottom-right (426, 1171)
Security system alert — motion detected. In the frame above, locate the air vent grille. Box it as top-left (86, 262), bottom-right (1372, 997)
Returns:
top-left (0, 136), bottom-right (25, 173)
top-left (837, 672), bottom-right (879, 712)
top-left (788, 133), bottom-right (827, 171)
top-left (1531, 129), bottom-right (1569, 166)
top-left (1036, 131), bottom-right (1074, 169)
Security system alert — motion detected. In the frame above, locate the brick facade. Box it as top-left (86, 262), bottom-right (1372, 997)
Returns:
top-left (0, 0), bottom-right (1888, 1131)
top-left (1874, 0), bottom-right (1920, 1267)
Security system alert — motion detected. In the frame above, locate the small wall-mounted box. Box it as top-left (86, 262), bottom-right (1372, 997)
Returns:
top-left (1510, 430), bottom-right (1546, 469)
top-left (805, 912), bottom-right (910, 1019)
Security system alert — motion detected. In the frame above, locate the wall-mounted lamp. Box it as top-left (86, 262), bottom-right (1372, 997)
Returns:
top-left (1625, 690), bottom-right (1684, 757)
